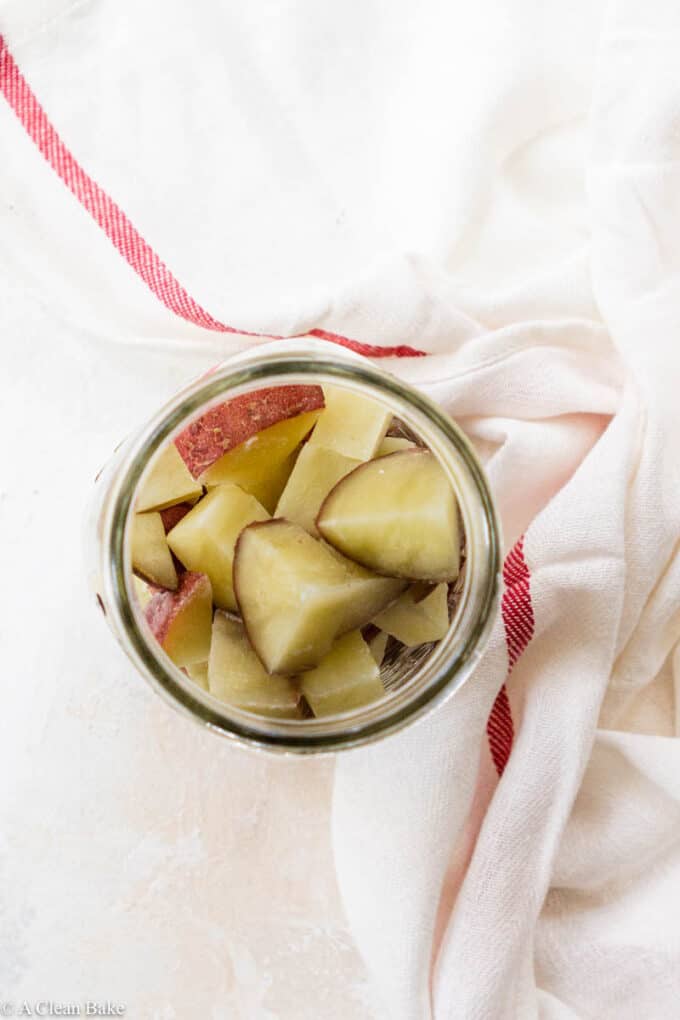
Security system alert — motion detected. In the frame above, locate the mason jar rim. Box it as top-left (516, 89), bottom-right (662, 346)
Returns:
top-left (99, 341), bottom-right (501, 754)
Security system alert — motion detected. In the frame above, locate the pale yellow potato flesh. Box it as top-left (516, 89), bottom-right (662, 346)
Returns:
top-left (208, 612), bottom-right (300, 718)
top-left (132, 575), bottom-right (153, 609)
top-left (202, 445), bottom-right (298, 513)
top-left (130, 511), bottom-right (178, 590)
top-left (199, 410), bottom-right (320, 490)
top-left (299, 631), bottom-right (384, 717)
top-left (157, 575), bottom-right (213, 666)
top-left (244, 448), bottom-right (300, 513)
top-left (317, 449), bottom-right (460, 582)
top-left (184, 656), bottom-right (208, 689)
top-left (185, 661), bottom-right (209, 690)
top-left (233, 520), bottom-right (405, 675)
top-left (373, 583), bottom-right (450, 646)
top-left (308, 386), bottom-right (392, 461)
top-left (368, 630), bottom-right (389, 666)
top-left (136, 442), bottom-right (202, 512)
top-left (167, 484), bottom-right (269, 611)
top-left (376, 436), bottom-right (415, 457)
top-left (275, 443), bottom-right (361, 536)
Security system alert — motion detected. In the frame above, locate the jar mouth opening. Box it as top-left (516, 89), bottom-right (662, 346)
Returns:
top-left (104, 346), bottom-right (501, 753)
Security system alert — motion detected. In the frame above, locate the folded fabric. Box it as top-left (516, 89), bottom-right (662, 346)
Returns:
top-left (0, 1), bottom-right (678, 1017)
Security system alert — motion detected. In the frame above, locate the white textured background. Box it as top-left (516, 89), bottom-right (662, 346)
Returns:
top-left (2, 0), bottom-right (680, 1017)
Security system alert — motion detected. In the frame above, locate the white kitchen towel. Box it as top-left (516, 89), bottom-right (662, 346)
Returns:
top-left (0, 1), bottom-right (678, 1018)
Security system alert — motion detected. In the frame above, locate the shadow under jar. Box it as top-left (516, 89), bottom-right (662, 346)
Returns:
top-left (88, 339), bottom-right (501, 753)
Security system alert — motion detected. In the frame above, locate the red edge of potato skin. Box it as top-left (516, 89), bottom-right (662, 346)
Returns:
top-left (174, 385), bottom-right (325, 478)
top-left (314, 448), bottom-right (452, 582)
top-left (144, 571), bottom-right (211, 646)
top-left (160, 502), bottom-right (194, 533)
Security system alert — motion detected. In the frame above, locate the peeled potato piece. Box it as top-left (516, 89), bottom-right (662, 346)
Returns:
top-left (373, 583), bottom-right (450, 646)
top-left (131, 511), bottom-right (178, 590)
top-left (132, 575), bottom-right (154, 609)
top-left (208, 612), bottom-right (300, 719)
top-left (136, 443), bottom-right (202, 513)
top-left (145, 572), bottom-right (213, 666)
top-left (241, 448), bottom-right (300, 514)
top-left (167, 484), bottom-right (269, 611)
top-left (308, 386), bottom-right (392, 461)
top-left (202, 444), bottom-right (300, 514)
top-left (275, 443), bottom-right (361, 536)
top-left (377, 436), bottom-right (415, 457)
top-left (185, 661), bottom-right (209, 690)
top-left (233, 519), bottom-right (405, 675)
top-left (368, 630), bottom-right (389, 666)
top-left (317, 449), bottom-right (460, 582)
top-left (299, 631), bottom-right (384, 717)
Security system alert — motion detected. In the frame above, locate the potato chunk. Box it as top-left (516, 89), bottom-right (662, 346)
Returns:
top-left (308, 386), bottom-right (391, 461)
top-left (208, 612), bottom-right (300, 718)
top-left (275, 444), bottom-right (361, 536)
top-left (200, 409), bottom-right (321, 507)
top-left (136, 443), bottom-right (202, 512)
top-left (233, 520), bottom-right (405, 674)
top-left (175, 386), bottom-right (324, 477)
top-left (368, 630), bottom-right (389, 666)
top-left (145, 572), bottom-right (213, 666)
top-left (376, 437), bottom-right (415, 457)
top-left (373, 583), bottom-right (450, 646)
top-left (317, 449), bottom-right (460, 582)
top-left (167, 484), bottom-right (269, 611)
top-left (299, 631), bottom-right (384, 717)
top-left (130, 511), bottom-right (178, 590)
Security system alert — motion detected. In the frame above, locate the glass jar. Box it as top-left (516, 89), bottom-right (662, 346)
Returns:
top-left (88, 339), bottom-right (501, 753)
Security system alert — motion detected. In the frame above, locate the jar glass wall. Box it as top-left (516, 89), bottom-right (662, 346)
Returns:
top-left (89, 340), bottom-right (501, 753)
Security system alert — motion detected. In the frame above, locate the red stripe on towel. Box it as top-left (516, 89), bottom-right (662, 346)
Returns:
top-left (487, 536), bottom-right (535, 775)
top-left (0, 35), bottom-right (425, 358)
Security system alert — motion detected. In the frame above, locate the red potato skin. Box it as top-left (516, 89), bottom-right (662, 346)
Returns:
top-left (159, 503), bottom-right (193, 533)
top-left (174, 385), bottom-right (325, 478)
top-left (144, 571), bottom-right (211, 647)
